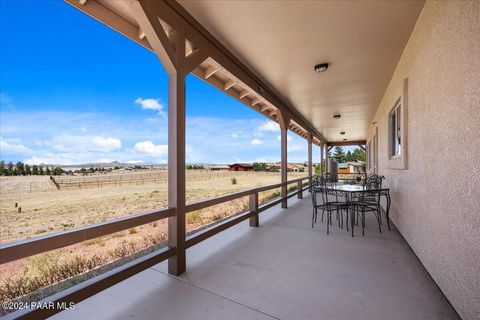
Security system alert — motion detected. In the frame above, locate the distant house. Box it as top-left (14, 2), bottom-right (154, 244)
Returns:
top-left (338, 162), bottom-right (365, 174)
top-left (229, 163), bottom-right (253, 171)
top-left (288, 164), bottom-right (305, 172)
top-left (267, 162), bottom-right (304, 172)
top-left (209, 165), bottom-right (230, 171)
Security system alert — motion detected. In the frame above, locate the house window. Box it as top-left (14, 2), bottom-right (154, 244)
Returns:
top-left (367, 140), bottom-right (373, 170)
top-left (389, 102), bottom-right (401, 158)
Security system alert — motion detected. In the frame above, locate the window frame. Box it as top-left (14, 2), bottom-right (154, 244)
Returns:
top-left (386, 78), bottom-right (408, 170)
top-left (389, 101), bottom-right (402, 159)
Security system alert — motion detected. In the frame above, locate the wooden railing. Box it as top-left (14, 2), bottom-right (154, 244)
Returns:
top-left (0, 176), bottom-right (310, 320)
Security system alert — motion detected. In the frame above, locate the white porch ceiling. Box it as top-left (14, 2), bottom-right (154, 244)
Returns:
top-left (178, 0), bottom-right (425, 142)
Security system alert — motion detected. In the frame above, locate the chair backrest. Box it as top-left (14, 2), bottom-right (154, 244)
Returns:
top-left (312, 186), bottom-right (323, 207)
top-left (365, 173), bottom-right (384, 189)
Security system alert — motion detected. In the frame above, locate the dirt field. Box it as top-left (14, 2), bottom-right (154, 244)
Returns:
top-left (0, 170), bottom-right (305, 303)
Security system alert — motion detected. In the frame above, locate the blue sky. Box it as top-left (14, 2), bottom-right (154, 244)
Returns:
top-left (0, 0), bottom-right (320, 165)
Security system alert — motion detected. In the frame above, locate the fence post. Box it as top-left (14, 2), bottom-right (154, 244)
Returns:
top-left (297, 181), bottom-right (303, 199)
top-left (249, 192), bottom-right (259, 227)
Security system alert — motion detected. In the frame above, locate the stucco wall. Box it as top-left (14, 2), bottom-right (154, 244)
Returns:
top-left (367, 1), bottom-right (480, 319)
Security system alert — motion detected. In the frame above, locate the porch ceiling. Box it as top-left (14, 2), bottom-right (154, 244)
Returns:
top-left (178, 0), bottom-right (425, 142)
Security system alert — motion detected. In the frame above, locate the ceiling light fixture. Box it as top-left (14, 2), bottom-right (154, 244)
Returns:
top-left (333, 114), bottom-right (341, 119)
top-left (340, 131), bottom-right (346, 135)
top-left (314, 63), bottom-right (329, 73)
top-left (343, 139), bottom-right (347, 141)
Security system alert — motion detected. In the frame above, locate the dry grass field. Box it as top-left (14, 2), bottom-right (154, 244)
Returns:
top-left (0, 170), bottom-right (305, 305)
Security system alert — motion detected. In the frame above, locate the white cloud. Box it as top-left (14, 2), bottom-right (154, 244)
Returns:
top-left (24, 154), bottom-right (75, 165)
top-left (49, 135), bottom-right (122, 153)
top-left (135, 97), bottom-right (166, 118)
top-left (0, 138), bottom-right (33, 155)
top-left (231, 133), bottom-right (239, 139)
top-left (258, 120), bottom-right (280, 132)
top-left (251, 138), bottom-right (264, 145)
top-left (134, 141), bottom-right (168, 156)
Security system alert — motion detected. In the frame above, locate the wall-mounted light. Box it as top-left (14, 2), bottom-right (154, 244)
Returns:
top-left (333, 114), bottom-right (341, 119)
top-left (314, 63), bottom-right (329, 73)
top-left (340, 131), bottom-right (346, 135)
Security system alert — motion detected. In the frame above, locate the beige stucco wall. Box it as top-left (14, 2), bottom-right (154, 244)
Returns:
top-left (367, 1), bottom-right (480, 319)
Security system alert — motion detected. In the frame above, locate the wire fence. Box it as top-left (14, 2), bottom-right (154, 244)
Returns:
top-left (52, 170), bottom-right (286, 189)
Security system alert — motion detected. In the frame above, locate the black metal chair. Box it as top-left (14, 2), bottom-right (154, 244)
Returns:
top-left (311, 185), bottom-right (349, 234)
top-left (363, 173), bottom-right (385, 224)
top-left (351, 188), bottom-right (382, 236)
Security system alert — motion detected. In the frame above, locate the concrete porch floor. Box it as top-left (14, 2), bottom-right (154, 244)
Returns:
top-left (52, 195), bottom-right (459, 320)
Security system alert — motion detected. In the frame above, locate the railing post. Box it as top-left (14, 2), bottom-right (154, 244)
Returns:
top-left (320, 143), bottom-right (324, 174)
top-left (249, 192), bottom-right (259, 227)
top-left (167, 32), bottom-right (187, 276)
top-left (277, 110), bottom-right (290, 209)
top-left (297, 181), bottom-right (303, 199)
top-left (307, 133), bottom-right (313, 192)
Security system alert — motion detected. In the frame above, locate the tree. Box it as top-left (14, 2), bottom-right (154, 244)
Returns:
top-left (345, 151), bottom-right (354, 162)
top-left (332, 146), bottom-right (346, 163)
top-left (7, 162), bottom-right (14, 176)
top-left (315, 164), bottom-right (323, 174)
top-left (53, 167), bottom-right (65, 176)
top-left (39, 166), bottom-right (44, 175)
top-left (0, 161), bottom-right (5, 176)
top-left (25, 164), bottom-right (32, 175)
top-left (15, 161), bottom-right (25, 175)
top-left (252, 162), bottom-right (267, 171)
top-left (32, 165), bottom-right (39, 175)
top-left (352, 148), bottom-right (366, 162)
top-left (45, 167), bottom-right (51, 175)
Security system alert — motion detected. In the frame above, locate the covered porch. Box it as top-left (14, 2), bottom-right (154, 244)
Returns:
top-left (52, 195), bottom-right (458, 320)
top-left (1, 1), bottom-right (478, 319)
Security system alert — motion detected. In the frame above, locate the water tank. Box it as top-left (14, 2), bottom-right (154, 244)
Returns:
top-left (327, 159), bottom-right (338, 182)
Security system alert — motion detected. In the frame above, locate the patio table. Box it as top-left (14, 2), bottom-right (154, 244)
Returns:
top-left (325, 184), bottom-right (391, 237)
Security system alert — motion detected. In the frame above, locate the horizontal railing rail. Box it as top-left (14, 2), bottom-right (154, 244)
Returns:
top-left (2, 246), bottom-right (176, 320)
top-left (185, 177), bottom-right (309, 248)
top-left (0, 208), bottom-right (175, 264)
top-left (1, 176), bottom-right (310, 319)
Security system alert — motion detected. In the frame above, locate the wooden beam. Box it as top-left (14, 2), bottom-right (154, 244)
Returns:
top-left (138, 27), bottom-right (146, 39)
top-left (224, 79), bottom-right (236, 91)
top-left (251, 98), bottom-right (261, 107)
top-left (65, 0), bottom-right (152, 51)
top-left (239, 90), bottom-right (249, 99)
top-left (260, 105), bottom-right (272, 113)
top-left (185, 48), bottom-right (208, 74)
top-left (204, 65), bottom-right (218, 79)
top-left (129, 0), bottom-right (176, 73)
top-left (327, 140), bottom-right (366, 147)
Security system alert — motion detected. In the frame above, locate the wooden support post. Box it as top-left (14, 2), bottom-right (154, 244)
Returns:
top-left (167, 69), bottom-right (186, 276)
top-left (307, 133), bottom-right (313, 192)
top-left (249, 192), bottom-right (259, 227)
top-left (277, 110), bottom-right (290, 209)
top-left (320, 144), bottom-right (324, 174)
top-left (297, 181), bottom-right (303, 199)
